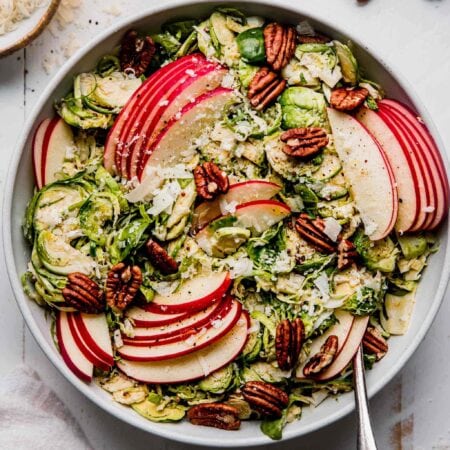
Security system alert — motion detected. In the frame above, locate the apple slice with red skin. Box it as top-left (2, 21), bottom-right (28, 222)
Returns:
top-left (72, 313), bottom-right (114, 366)
top-left (117, 312), bottom-right (249, 384)
top-left (195, 199), bottom-right (291, 254)
top-left (32, 118), bottom-right (51, 189)
top-left (39, 117), bottom-right (75, 187)
top-left (117, 56), bottom-right (205, 177)
top-left (192, 180), bottom-right (282, 233)
top-left (126, 61), bottom-right (225, 179)
top-left (356, 107), bottom-right (420, 234)
top-left (126, 298), bottom-right (224, 340)
top-left (379, 100), bottom-right (449, 230)
top-left (67, 313), bottom-right (112, 371)
top-left (327, 108), bottom-right (398, 240)
top-left (125, 306), bottom-right (189, 328)
top-left (315, 316), bottom-right (370, 381)
top-left (104, 54), bottom-right (204, 174)
top-left (117, 299), bottom-right (241, 361)
top-left (295, 310), bottom-right (355, 380)
top-left (151, 271), bottom-right (231, 314)
top-left (379, 98), bottom-right (449, 217)
top-left (137, 87), bottom-right (236, 182)
top-left (122, 296), bottom-right (233, 346)
top-left (376, 107), bottom-right (433, 232)
top-left (56, 311), bottom-right (93, 382)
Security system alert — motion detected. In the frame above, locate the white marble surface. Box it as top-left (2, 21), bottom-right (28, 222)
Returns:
top-left (1, 0), bottom-right (450, 449)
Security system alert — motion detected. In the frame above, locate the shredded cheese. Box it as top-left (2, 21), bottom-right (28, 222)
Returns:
top-left (0, 0), bottom-right (45, 36)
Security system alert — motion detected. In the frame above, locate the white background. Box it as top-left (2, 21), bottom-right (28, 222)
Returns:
top-left (1, 0), bottom-right (450, 449)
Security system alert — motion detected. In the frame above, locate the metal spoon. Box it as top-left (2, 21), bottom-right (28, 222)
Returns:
top-left (353, 345), bottom-right (378, 450)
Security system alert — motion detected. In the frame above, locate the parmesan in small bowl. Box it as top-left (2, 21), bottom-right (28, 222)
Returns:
top-left (0, 0), bottom-right (60, 57)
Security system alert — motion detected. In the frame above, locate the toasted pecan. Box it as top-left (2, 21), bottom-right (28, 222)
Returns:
top-left (106, 263), bottom-right (142, 311)
top-left (146, 240), bottom-right (178, 275)
top-left (303, 335), bottom-right (338, 377)
top-left (62, 273), bottom-right (104, 314)
top-left (362, 326), bottom-right (388, 361)
top-left (330, 87), bottom-right (369, 111)
top-left (119, 30), bottom-right (156, 77)
top-left (187, 403), bottom-right (241, 430)
top-left (281, 127), bottom-right (329, 158)
top-left (194, 162), bottom-right (229, 201)
top-left (247, 66), bottom-right (286, 111)
top-left (241, 381), bottom-right (289, 418)
top-left (295, 213), bottom-right (337, 254)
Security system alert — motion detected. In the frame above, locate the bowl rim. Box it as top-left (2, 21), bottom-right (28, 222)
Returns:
top-left (0, 0), bottom-right (61, 58)
top-left (3, 0), bottom-right (450, 446)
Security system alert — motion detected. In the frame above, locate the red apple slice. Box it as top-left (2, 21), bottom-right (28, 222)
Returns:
top-left (117, 312), bottom-right (249, 383)
top-left (117, 299), bottom-right (241, 361)
top-left (67, 313), bottom-right (112, 371)
top-left (125, 306), bottom-right (189, 327)
top-left (295, 310), bottom-right (355, 380)
top-left (195, 199), bottom-right (291, 255)
top-left (327, 108), bottom-right (398, 240)
top-left (122, 297), bottom-right (233, 346)
top-left (379, 105), bottom-right (437, 231)
top-left (56, 311), bottom-right (93, 382)
top-left (104, 54), bottom-right (202, 174)
top-left (40, 117), bottom-right (75, 187)
top-left (376, 108), bottom-right (431, 232)
top-left (137, 87), bottom-right (237, 181)
top-left (127, 299), bottom-right (224, 340)
top-left (32, 118), bottom-right (51, 189)
top-left (127, 62), bottom-right (226, 179)
top-left (72, 313), bottom-right (114, 366)
top-left (379, 100), bottom-right (449, 230)
top-left (192, 180), bottom-right (282, 233)
top-left (151, 271), bottom-right (231, 314)
top-left (356, 107), bottom-right (420, 233)
top-left (118, 57), bottom-right (203, 177)
top-left (315, 315), bottom-right (369, 381)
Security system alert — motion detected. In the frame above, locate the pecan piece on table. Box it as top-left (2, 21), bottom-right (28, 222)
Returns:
top-left (187, 403), bottom-right (241, 430)
top-left (62, 273), bottom-right (104, 314)
top-left (337, 239), bottom-right (358, 270)
top-left (264, 23), bottom-right (297, 72)
top-left (247, 67), bottom-right (286, 111)
top-left (276, 318), bottom-right (305, 371)
top-left (295, 213), bottom-right (337, 254)
top-left (106, 263), bottom-right (142, 311)
top-left (303, 335), bottom-right (339, 377)
top-left (280, 127), bottom-right (329, 159)
top-left (330, 87), bottom-right (369, 111)
top-left (146, 240), bottom-right (178, 275)
top-left (194, 162), bottom-right (229, 201)
top-left (119, 30), bottom-right (156, 77)
top-left (362, 326), bottom-right (388, 361)
top-left (298, 33), bottom-right (331, 44)
top-left (241, 381), bottom-right (289, 418)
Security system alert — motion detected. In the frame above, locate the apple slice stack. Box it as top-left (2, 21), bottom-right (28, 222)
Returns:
top-left (119, 272), bottom-right (250, 384)
top-left (56, 311), bottom-right (113, 382)
top-left (103, 53), bottom-right (231, 183)
top-left (328, 99), bottom-right (448, 238)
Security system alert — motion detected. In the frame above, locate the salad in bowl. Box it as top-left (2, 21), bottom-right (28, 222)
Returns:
top-left (20, 6), bottom-right (449, 441)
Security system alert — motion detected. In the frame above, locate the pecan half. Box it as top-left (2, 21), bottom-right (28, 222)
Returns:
top-left (194, 162), bottom-right (229, 201)
top-left (187, 403), bottom-right (241, 430)
top-left (146, 240), bottom-right (178, 275)
top-left (303, 335), bottom-right (339, 377)
top-left (295, 213), bottom-right (337, 254)
top-left (330, 87), bottom-right (369, 111)
top-left (62, 273), bottom-right (104, 314)
top-left (119, 30), bottom-right (156, 77)
top-left (241, 381), bottom-right (289, 418)
top-left (247, 66), bottom-right (286, 111)
top-left (106, 263), bottom-right (142, 311)
top-left (275, 318), bottom-right (305, 371)
top-left (264, 23), bottom-right (297, 71)
top-left (298, 33), bottom-right (331, 44)
top-left (362, 326), bottom-right (388, 361)
top-left (337, 239), bottom-right (358, 270)
top-left (281, 127), bottom-right (329, 159)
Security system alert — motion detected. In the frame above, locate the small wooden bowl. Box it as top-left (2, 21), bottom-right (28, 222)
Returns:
top-left (0, 0), bottom-right (61, 58)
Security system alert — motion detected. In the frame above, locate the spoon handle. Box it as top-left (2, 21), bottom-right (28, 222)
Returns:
top-left (353, 345), bottom-right (378, 450)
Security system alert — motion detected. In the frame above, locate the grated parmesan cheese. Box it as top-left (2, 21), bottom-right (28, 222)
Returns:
top-left (322, 217), bottom-right (342, 242)
top-left (0, 0), bottom-right (45, 36)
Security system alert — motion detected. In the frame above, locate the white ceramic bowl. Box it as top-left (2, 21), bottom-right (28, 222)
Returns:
top-left (0, 0), bottom-right (60, 57)
top-left (3, 0), bottom-right (450, 446)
